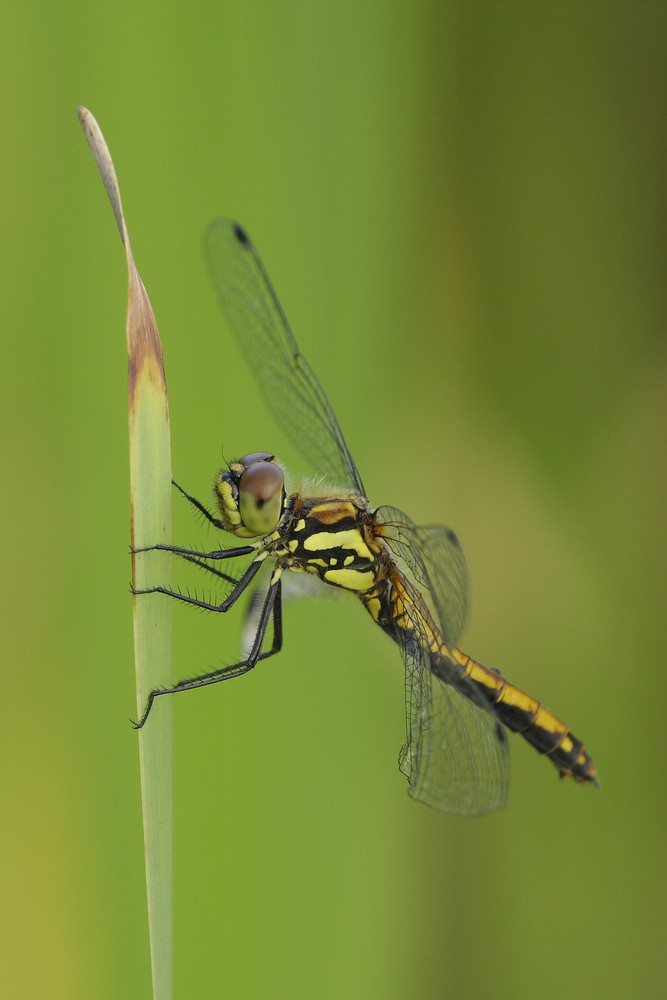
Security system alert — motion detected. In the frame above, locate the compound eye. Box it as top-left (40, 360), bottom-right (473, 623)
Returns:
top-left (240, 451), bottom-right (274, 469)
top-left (238, 460), bottom-right (284, 536)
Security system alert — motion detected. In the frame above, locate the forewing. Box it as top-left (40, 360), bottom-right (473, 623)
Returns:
top-left (204, 219), bottom-right (364, 495)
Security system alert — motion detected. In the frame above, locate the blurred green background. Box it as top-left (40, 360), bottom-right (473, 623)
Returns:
top-left (2, 3), bottom-right (665, 998)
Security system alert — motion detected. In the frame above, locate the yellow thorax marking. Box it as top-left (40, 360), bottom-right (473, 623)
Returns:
top-left (324, 565), bottom-right (375, 591)
top-left (304, 528), bottom-right (373, 562)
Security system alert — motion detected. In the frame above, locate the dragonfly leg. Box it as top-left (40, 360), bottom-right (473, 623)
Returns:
top-left (132, 541), bottom-right (256, 559)
top-left (131, 554), bottom-right (264, 613)
top-left (170, 551), bottom-right (241, 587)
top-left (172, 479), bottom-right (225, 527)
top-left (134, 575), bottom-right (283, 728)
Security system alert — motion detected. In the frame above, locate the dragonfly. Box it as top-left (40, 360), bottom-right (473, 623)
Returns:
top-left (133, 218), bottom-right (599, 816)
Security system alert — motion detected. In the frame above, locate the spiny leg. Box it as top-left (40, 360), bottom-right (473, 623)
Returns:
top-left (172, 479), bottom-right (225, 528)
top-left (133, 541), bottom-right (256, 560)
top-left (132, 553), bottom-right (265, 613)
top-left (134, 575), bottom-right (283, 728)
top-left (175, 551), bottom-right (242, 587)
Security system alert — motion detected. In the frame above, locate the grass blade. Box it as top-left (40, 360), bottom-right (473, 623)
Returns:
top-left (78, 106), bottom-right (173, 1000)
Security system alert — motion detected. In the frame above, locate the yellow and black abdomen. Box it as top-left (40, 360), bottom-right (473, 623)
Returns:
top-left (442, 648), bottom-right (599, 786)
top-left (362, 563), bottom-right (598, 788)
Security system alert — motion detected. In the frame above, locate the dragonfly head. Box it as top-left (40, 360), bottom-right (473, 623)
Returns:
top-left (215, 451), bottom-right (285, 538)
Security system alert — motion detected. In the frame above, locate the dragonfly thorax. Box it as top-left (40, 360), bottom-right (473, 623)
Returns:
top-left (279, 494), bottom-right (385, 594)
top-left (215, 451), bottom-right (285, 538)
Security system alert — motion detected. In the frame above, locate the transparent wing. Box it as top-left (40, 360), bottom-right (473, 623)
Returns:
top-left (377, 505), bottom-right (509, 815)
top-left (395, 572), bottom-right (510, 817)
top-left (204, 219), bottom-right (365, 495)
top-left (377, 505), bottom-right (468, 648)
